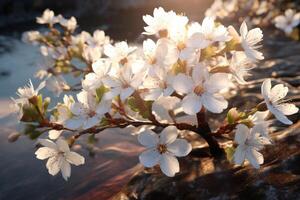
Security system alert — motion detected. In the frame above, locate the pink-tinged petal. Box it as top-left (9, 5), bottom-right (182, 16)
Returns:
top-left (172, 74), bottom-right (194, 94)
top-left (138, 129), bottom-right (159, 148)
top-left (35, 147), bottom-right (57, 160)
top-left (233, 145), bottom-right (246, 165)
top-left (201, 93), bottom-right (228, 113)
top-left (205, 73), bottom-right (230, 93)
top-left (159, 126), bottom-right (178, 144)
top-left (65, 151), bottom-right (85, 166)
top-left (167, 139), bottom-right (192, 157)
top-left (182, 94), bottom-right (202, 115)
top-left (235, 124), bottom-right (249, 144)
top-left (159, 153), bottom-right (179, 177)
top-left (61, 159), bottom-right (71, 181)
top-left (139, 148), bottom-right (160, 167)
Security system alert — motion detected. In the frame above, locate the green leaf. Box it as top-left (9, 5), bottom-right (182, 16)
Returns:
top-left (225, 146), bottom-right (235, 162)
top-left (96, 85), bottom-right (109, 103)
top-left (126, 96), bottom-right (153, 119)
top-left (23, 124), bottom-right (42, 140)
top-left (21, 105), bottom-right (41, 122)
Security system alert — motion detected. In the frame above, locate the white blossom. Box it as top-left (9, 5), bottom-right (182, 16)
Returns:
top-left (138, 126), bottom-right (192, 177)
top-left (87, 30), bottom-right (110, 47)
top-left (186, 17), bottom-right (231, 49)
top-left (36, 9), bottom-right (58, 26)
top-left (65, 90), bottom-right (111, 129)
top-left (58, 15), bottom-right (77, 32)
top-left (229, 51), bottom-right (253, 84)
top-left (205, 0), bottom-right (237, 19)
top-left (104, 41), bottom-right (137, 67)
top-left (172, 65), bottom-right (230, 115)
top-left (22, 31), bottom-right (41, 45)
top-left (261, 79), bottom-right (298, 125)
top-left (35, 138), bottom-right (85, 180)
top-left (239, 21), bottom-right (264, 61)
top-left (274, 9), bottom-right (300, 35)
top-left (233, 124), bottom-right (271, 169)
top-left (142, 7), bottom-right (177, 37)
top-left (82, 59), bottom-right (112, 91)
top-left (14, 80), bottom-right (45, 107)
top-left (82, 45), bottom-right (102, 63)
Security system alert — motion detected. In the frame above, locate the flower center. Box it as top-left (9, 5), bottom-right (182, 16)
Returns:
top-left (194, 85), bottom-right (205, 95)
top-left (157, 144), bottom-right (168, 154)
top-left (120, 57), bottom-right (128, 65)
top-left (88, 110), bottom-right (96, 117)
top-left (158, 29), bottom-right (168, 38)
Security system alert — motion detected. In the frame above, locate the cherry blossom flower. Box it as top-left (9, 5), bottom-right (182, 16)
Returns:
top-left (36, 9), bottom-right (58, 26)
top-left (58, 15), bottom-right (77, 32)
top-left (65, 90), bottom-right (111, 129)
top-left (143, 7), bottom-right (177, 37)
top-left (205, 0), bottom-right (237, 19)
top-left (261, 79), bottom-right (299, 125)
top-left (104, 41), bottom-right (137, 67)
top-left (14, 80), bottom-right (45, 106)
top-left (87, 30), bottom-right (110, 47)
top-left (248, 111), bottom-right (270, 138)
top-left (233, 124), bottom-right (271, 169)
top-left (103, 60), bottom-right (147, 101)
top-left (138, 126), bottom-right (192, 177)
top-left (172, 65), bottom-right (230, 115)
top-left (22, 31), bottom-right (41, 45)
top-left (186, 17), bottom-right (231, 49)
top-left (142, 66), bottom-right (174, 101)
top-left (35, 138), bottom-right (85, 180)
top-left (143, 38), bottom-right (178, 68)
top-left (229, 51), bottom-right (253, 84)
top-left (82, 45), bottom-right (102, 63)
top-left (239, 21), bottom-right (264, 61)
top-left (274, 9), bottom-right (300, 35)
top-left (51, 95), bottom-right (74, 126)
top-left (82, 59), bottom-right (112, 91)
top-left (152, 96), bottom-right (181, 123)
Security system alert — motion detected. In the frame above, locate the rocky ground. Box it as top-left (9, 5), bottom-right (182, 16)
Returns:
top-left (112, 35), bottom-right (300, 200)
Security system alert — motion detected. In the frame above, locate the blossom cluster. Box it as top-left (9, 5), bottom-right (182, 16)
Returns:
top-left (206, 0), bottom-right (300, 39)
top-left (14, 7), bottom-right (298, 180)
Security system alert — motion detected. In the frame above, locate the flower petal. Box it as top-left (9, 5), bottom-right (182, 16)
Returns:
top-left (138, 129), bottom-right (159, 148)
top-left (159, 153), bottom-right (179, 177)
top-left (65, 151), bottom-right (85, 166)
top-left (48, 130), bottom-right (63, 140)
top-left (139, 148), bottom-right (160, 167)
top-left (61, 159), bottom-right (71, 181)
top-left (46, 155), bottom-right (62, 176)
top-left (172, 74), bottom-right (194, 94)
top-left (246, 148), bottom-right (264, 169)
top-left (181, 93), bottom-right (202, 115)
top-left (159, 126), bottom-right (178, 144)
top-left (56, 138), bottom-right (70, 152)
top-left (35, 147), bottom-right (57, 160)
top-left (167, 139), bottom-right (192, 157)
top-left (261, 79), bottom-right (271, 101)
top-left (235, 124), bottom-right (249, 144)
top-left (201, 93), bottom-right (228, 113)
top-left (233, 145), bottom-right (246, 165)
